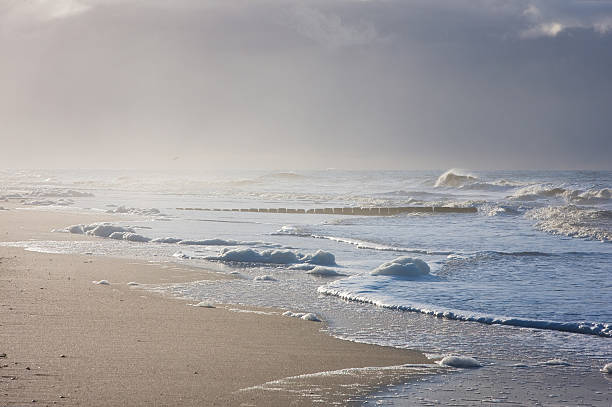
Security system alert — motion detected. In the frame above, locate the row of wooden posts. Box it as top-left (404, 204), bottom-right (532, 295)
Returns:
top-left (176, 206), bottom-right (477, 215)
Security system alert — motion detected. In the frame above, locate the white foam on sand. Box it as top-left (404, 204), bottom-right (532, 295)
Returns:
top-left (289, 264), bottom-right (316, 271)
top-left (109, 232), bottom-right (151, 242)
top-left (192, 301), bottom-right (215, 308)
top-left (205, 248), bottom-right (338, 267)
top-left (254, 275), bottom-right (277, 281)
top-left (64, 223), bottom-right (136, 238)
top-left (282, 311), bottom-right (321, 322)
top-left (106, 205), bottom-right (163, 216)
top-left (24, 198), bottom-right (74, 206)
top-left (207, 248), bottom-right (299, 264)
top-left (179, 238), bottom-right (244, 246)
top-left (93, 280), bottom-right (110, 285)
top-left (306, 266), bottom-right (347, 277)
top-left (301, 250), bottom-right (337, 266)
top-left (151, 237), bottom-right (182, 244)
top-left (439, 355), bottom-right (482, 368)
top-left (370, 256), bottom-right (430, 278)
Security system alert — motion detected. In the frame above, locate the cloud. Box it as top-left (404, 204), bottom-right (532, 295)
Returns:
top-left (523, 4), bottom-right (541, 18)
top-left (2, 0), bottom-right (91, 22)
top-left (593, 17), bottom-right (612, 35)
top-left (521, 21), bottom-right (565, 38)
top-left (287, 5), bottom-right (381, 49)
top-left (519, 1), bottom-right (612, 39)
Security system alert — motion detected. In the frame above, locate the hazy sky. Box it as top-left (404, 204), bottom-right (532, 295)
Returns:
top-left (1, 0), bottom-right (611, 170)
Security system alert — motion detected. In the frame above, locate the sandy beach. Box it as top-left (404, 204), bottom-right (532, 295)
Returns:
top-left (0, 205), bottom-right (431, 406)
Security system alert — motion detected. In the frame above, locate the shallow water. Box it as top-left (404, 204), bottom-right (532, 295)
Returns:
top-left (1, 168), bottom-right (611, 404)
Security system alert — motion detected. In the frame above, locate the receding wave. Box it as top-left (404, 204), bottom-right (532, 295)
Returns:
top-left (273, 226), bottom-right (454, 255)
top-left (318, 281), bottom-right (611, 337)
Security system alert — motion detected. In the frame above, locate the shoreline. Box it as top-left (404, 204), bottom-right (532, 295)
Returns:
top-left (0, 204), bottom-right (433, 406)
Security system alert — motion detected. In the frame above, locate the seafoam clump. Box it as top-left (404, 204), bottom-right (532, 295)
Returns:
top-left (370, 256), bottom-right (430, 278)
top-left (288, 264), bottom-right (316, 271)
top-left (62, 222), bottom-right (146, 240)
top-left (254, 275), bottom-right (277, 281)
top-left (282, 311), bottom-right (321, 322)
top-left (205, 248), bottom-right (339, 268)
top-left (26, 189), bottom-right (94, 198)
top-left (541, 359), bottom-right (570, 366)
top-left (302, 250), bottom-right (337, 266)
top-left (109, 232), bottom-right (151, 243)
top-left (172, 251), bottom-right (191, 259)
top-left (207, 248), bottom-right (300, 264)
top-left (151, 237), bottom-right (182, 244)
top-left (439, 355), bottom-right (482, 368)
top-left (63, 222), bottom-right (136, 238)
top-left (306, 266), bottom-right (346, 277)
top-left (106, 205), bottom-right (163, 216)
top-left (23, 198), bottom-right (74, 206)
top-left (179, 238), bottom-right (243, 246)
top-left (193, 301), bottom-right (215, 308)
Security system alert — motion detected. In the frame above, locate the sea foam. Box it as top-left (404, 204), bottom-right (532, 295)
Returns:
top-left (370, 257), bottom-right (430, 278)
top-left (439, 355), bottom-right (482, 368)
top-left (205, 248), bottom-right (338, 267)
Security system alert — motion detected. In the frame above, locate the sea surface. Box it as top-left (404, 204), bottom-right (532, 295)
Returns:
top-left (1, 169), bottom-right (611, 405)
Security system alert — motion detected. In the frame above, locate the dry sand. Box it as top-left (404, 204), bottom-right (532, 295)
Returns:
top-left (0, 204), bottom-right (432, 406)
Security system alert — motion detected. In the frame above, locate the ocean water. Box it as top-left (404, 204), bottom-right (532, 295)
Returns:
top-left (1, 168), bottom-right (611, 404)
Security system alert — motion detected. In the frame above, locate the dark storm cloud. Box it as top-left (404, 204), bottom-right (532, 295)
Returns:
top-left (0, 0), bottom-right (610, 169)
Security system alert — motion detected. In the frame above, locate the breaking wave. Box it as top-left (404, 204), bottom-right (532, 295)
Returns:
top-left (510, 185), bottom-right (611, 205)
top-left (434, 169), bottom-right (478, 188)
top-left (526, 205), bottom-right (612, 242)
top-left (433, 169), bottom-right (523, 191)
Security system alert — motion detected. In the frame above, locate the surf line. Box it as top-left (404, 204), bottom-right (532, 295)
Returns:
top-left (175, 206), bottom-right (477, 216)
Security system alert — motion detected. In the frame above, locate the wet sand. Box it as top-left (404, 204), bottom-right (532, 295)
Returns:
top-left (0, 205), bottom-right (431, 406)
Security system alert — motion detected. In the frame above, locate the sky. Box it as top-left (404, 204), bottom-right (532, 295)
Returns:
top-left (1, 0), bottom-right (611, 170)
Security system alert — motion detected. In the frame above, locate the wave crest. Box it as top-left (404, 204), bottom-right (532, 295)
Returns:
top-left (434, 169), bottom-right (478, 188)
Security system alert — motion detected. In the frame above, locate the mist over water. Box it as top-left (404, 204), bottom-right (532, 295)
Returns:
top-left (2, 0), bottom-right (612, 404)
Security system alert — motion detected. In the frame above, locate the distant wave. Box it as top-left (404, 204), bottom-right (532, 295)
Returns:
top-left (259, 171), bottom-right (306, 180)
top-left (318, 279), bottom-right (611, 337)
top-left (434, 169), bottom-right (522, 191)
top-left (510, 185), bottom-right (611, 205)
top-left (526, 205), bottom-right (612, 242)
top-left (434, 169), bottom-right (478, 188)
